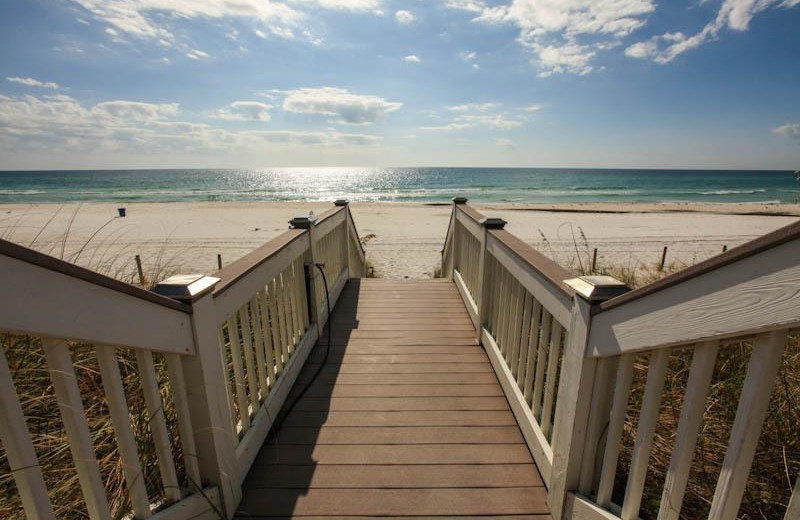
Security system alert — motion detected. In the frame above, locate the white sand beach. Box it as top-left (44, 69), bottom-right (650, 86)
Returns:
top-left (1, 201), bottom-right (798, 280)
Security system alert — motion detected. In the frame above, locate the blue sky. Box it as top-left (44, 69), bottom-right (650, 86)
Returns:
top-left (0, 0), bottom-right (798, 169)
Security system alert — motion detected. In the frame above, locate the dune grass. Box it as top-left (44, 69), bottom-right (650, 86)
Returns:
top-left (539, 226), bottom-right (800, 519)
top-left (1, 209), bottom-right (189, 519)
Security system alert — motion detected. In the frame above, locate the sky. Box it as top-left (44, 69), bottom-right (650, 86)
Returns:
top-left (0, 0), bottom-right (799, 170)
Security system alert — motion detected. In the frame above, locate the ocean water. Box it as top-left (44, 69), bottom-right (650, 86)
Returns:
top-left (0, 168), bottom-right (797, 204)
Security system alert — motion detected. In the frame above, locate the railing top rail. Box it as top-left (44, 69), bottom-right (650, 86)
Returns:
top-left (314, 205), bottom-right (345, 226)
top-left (0, 238), bottom-right (191, 314)
top-left (447, 200), bottom-right (576, 300)
top-left (597, 218), bottom-right (800, 314)
top-left (212, 229), bottom-right (307, 297)
top-left (455, 203), bottom-right (487, 224)
top-left (488, 228), bottom-right (576, 300)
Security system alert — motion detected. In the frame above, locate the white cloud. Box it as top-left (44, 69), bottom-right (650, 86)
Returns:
top-left (395, 10), bottom-right (415, 23)
top-left (444, 0), bottom-right (485, 12)
top-left (6, 77), bottom-right (61, 89)
top-left (460, 50), bottom-right (477, 61)
top-left (66, 0), bottom-right (380, 48)
top-left (282, 87), bottom-right (402, 125)
top-left (422, 103), bottom-right (525, 130)
top-left (93, 100), bottom-right (179, 121)
top-left (626, 0), bottom-right (800, 63)
top-left (446, 0), bottom-right (656, 76)
top-left (0, 92), bottom-right (380, 154)
top-left (447, 102), bottom-right (500, 112)
top-left (255, 29), bottom-right (267, 38)
top-left (523, 104), bottom-right (542, 112)
top-left (213, 101), bottom-right (273, 121)
top-left (773, 123), bottom-right (800, 142)
top-left (494, 137), bottom-right (515, 146)
top-left (186, 49), bottom-right (209, 60)
top-left (404, 54), bottom-right (422, 63)
top-left (472, 63), bottom-right (481, 70)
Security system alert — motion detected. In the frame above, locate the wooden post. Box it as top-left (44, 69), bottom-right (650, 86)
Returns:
top-left (289, 215), bottom-right (322, 328)
top-left (217, 254), bottom-right (223, 270)
top-left (135, 254), bottom-right (145, 286)
top-left (335, 200), bottom-right (351, 278)
top-left (548, 275), bottom-right (630, 520)
top-left (151, 274), bottom-right (240, 517)
top-left (722, 245), bottom-right (728, 253)
top-left (659, 246), bottom-right (668, 271)
top-left (446, 197), bottom-right (468, 279)
top-left (591, 248), bottom-right (598, 273)
top-left (477, 217), bottom-right (506, 339)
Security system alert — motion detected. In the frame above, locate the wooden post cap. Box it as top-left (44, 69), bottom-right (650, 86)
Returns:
top-left (564, 275), bottom-right (630, 303)
top-left (334, 199), bottom-right (349, 206)
top-left (452, 197), bottom-right (468, 204)
top-left (479, 217), bottom-right (507, 230)
top-left (152, 274), bottom-right (220, 302)
top-left (289, 215), bottom-right (318, 229)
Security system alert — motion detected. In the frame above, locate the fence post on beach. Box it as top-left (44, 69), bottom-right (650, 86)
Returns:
top-left (548, 275), bottom-right (630, 519)
top-left (289, 215), bottom-right (322, 327)
top-left (659, 246), bottom-right (668, 271)
top-left (477, 217), bottom-right (506, 337)
top-left (591, 248), bottom-right (598, 273)
top-left (151, 274), bottom-right (242, 518)
top-left (217, 254), bottom-right (222, 270)
top-left (134, 255), bottom-right (146, 286)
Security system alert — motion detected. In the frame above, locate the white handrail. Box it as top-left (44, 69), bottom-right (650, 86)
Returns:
top-left (0, 201), bottom-right (366, 520)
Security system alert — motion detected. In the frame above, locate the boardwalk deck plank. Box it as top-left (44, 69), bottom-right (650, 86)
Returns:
top-left (236, 279), bottom-right (551, 519)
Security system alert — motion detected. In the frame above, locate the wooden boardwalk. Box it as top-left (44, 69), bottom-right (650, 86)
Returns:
top-left (236, 279), bottom-right (551, 519)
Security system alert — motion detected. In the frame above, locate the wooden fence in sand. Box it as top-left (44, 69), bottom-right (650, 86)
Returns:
top-left (441, 197), bottom-right (800, 520)
top-left (0, 201), bottom-right (365, 520)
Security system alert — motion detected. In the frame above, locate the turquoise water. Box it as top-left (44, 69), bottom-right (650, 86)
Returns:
top-left (0, 168), bottom-right (797, 204)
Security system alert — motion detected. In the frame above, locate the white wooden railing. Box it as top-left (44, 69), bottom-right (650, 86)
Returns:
top-left (442, 198), bottom-right (800, 520)
top-left (0, 201), bottom-right (365, 520)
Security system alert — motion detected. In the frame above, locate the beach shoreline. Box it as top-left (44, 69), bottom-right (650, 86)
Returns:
top-left (2, 201), bottom-right (798, 280)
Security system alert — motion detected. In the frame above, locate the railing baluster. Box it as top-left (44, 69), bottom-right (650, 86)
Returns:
top-left (165, 353), bottom-right (201, 487)
top-left (267, 282), bottom-right (284, 374)
top-left (523, 299), bottom-right (542, 403)
top-left (239, 303), bottom-right (259, 412)
top-left (226, 316), bottom-right (250, 431)
top-left (275, 276), bottom-right (291, 360)
top-left (541, 320), bottom-right (564, 439)
top-left (515, 292), bottom-right (533, 383)
top-left (279, 270), bottom-right (293, 354)
top-left (259, 289), bottom-right (277, 384)
top-left (249, 296), bottom-right (269, 400)
top-left (506, 279), bottom-right (523, 366)
top-left (658, 341), bottom-right (718, 520)
top-left (95, 346), bottom-right (151, 518)
top-left (532, 310), bottom-right (552, 417)
top-left (497, 267), bottom-right (511, 355)
top-left (596, 353), bottom-right (635, 508)
top-left (218, 326), bottom-right (238, 438)
top-left (786, 476), bottom-right (800, 520)
top-left (136, 350), bottom-right (181, 503)
top-left (0, 346), bottom-right (56, 520)
top-left (579, 355), bottom-right (618, 496)
top-left (42, 338), bottom-right (111, 520)
top-left (708, 330), bottom-right (788, 520)
top-left (621, 349), bottom-right (670, 520)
